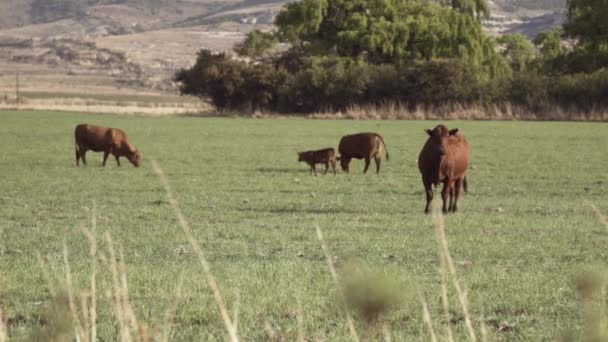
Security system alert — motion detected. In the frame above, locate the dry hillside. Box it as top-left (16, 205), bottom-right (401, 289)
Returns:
top-left (0, 0), bottom-right (564, 102)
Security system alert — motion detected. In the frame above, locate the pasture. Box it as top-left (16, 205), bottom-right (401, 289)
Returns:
top-left (0, 110), bottom-right (607, 341)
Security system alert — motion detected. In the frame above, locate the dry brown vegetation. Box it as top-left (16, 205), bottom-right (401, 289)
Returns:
top-left (0, 94), bottom-right (209, 116)
top-left (307, 103), bottom-right (608, 121)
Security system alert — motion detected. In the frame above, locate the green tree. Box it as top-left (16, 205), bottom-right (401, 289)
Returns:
top-left (274, 0), bottom-right (328, 46)
top-left (441, 0), bottom-right (490, 20)
top-left (564, 0), bottom-right (608, 53)
top-left (234, 30), bottom-right (279, 60)
top-left (534, 28), bottom-right (564, 60)
top-left (498, 33), bottom-right (535, 73)
top-left (273, 0), bottom-right (507, 78)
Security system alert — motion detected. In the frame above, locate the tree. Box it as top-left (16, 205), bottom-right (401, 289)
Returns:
top-left (441, 0), bottom-right (490, 20)
top-left (273, 0), bottom-right (507, 78)
top-left (174, 50), bottom-right (285, 111)
top-left (234, 30), bottom-right (278, 60)
top-left (498, 33), bottom-right (535, 73)
top-left (534, 28), bottom-right (564, 60)
top-left (564, 0), bottom-right (608, 53)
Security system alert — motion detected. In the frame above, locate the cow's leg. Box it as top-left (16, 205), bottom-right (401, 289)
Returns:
top-left (313, 164), bottom-right (318, 176)
top-left (363, 157), bottom-right (371, 173)
top-left (77, 145), bottom-right (88, 166)
top-left (115, 154), bottom-right (121, 166)
top-left (423, 179), bottom-right (433, 214)
top-left (75, 146), bottom-right (80, 166)
top-left (441, 181), bottom-right (450, 214)
top-left (331, 160), bottom-right (336, 175)
top-left (448, 184), bottom-right (455, 212)
top-left (102, 150), bottom-right (110, 166)
top-left (324, 162), bottom-right (329, 175)
top-left (453, 178), bottom-right (463, 213)
top-left (374, 156), bottom-right (381, 174)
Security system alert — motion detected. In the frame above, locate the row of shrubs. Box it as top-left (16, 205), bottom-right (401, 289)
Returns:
top-left (175, 50), bottom-right (608, 117)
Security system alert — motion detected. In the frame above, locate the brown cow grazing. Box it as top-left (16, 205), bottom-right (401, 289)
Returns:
top-left (74, 124), bottom-right (141, 167)
top-left (337, 132), bottom-right (389, 174)
top-left (418, 125), bottom-right (469, 214)
top-left (298, 148), bottom-right (336, 176)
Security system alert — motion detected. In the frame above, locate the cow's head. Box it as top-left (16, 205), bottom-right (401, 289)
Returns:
top-left (425, 125), bottom-right (458, 155)
top-left (338, 156), bottom-right (350, 173)
top-left (297, 152), bottom-right (304, 162)
top-left (127, 149), bottom-right (141, 167)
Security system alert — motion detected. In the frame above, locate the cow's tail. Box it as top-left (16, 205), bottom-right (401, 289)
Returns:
top-left (463, 175), bottom-right (468, 194)
top-left (377, 134), bottom-right (389, 161)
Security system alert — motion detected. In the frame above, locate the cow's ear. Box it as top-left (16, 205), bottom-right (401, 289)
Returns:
top-left (336, 156), bottom-right (341, 161)
top-left (425, 129), bottom-right (432, 136)
top-left (449, 129), bottom-right (459, 136)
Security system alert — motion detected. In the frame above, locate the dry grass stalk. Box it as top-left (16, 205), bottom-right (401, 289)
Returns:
top-left (80, 206), bottom-right (98, 342)
top-left (78, 292), bottom-right (90, 342)
top-left (297, 302), bottom-right (305, 342)
top-left (382, 323), bottom-right (391, 342)
top-left (434, 210), bottom-right (477, 342)
top-left (0, 308), bottom-right (8, 342)
top-left (315, 225), bottom-right (360, 342)
top-left (104, 233), bottom-right (135, 342)
top-left (89, 206), bottom-right (97, 342)
top-left (36, 253), bottom-right (58, 297)
top-left (119, 247), bottom-right (141, 335)
top-left (480, 319), bottom-right (489, 342)
top-left (439, 255), bottom-right (454, 342)
top-left (232, 291), bottom-right (241, 337)
top-left (586, 201), bottom-right (608, 231)
top-left (63, 240), bottom-right (87, 342)
top-left (264, 321), bottom-right (277, 340)
top-left (420, 295), bottom-right (438, 342)
top-left (151, 160), bottom-right (239, 342)
top-left (157, 278), bottom-right (183, 342)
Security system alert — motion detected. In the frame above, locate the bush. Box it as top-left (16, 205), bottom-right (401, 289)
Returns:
top-left (175, 50), bottom-right (284, 111)
top-left (278, 56), bottom-right (370, 113)
top-left (399, 60), bottom-right (481, 108)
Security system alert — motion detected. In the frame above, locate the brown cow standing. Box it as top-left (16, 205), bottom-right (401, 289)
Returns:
top-left (74, 124), bottom-right (141, 167)
top-left (418, 125), bottom-right (469, 214)
top-left (337, 132), bottom-right (389, 174)
top-left (298, 148), bottom-right (336, 176)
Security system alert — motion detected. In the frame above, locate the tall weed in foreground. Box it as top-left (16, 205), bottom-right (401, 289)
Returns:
top-left (570, 202), bottom-right (608, 341)
top-left (0, 227), bottom-right (8, 342)
top-left (31, 205), bottom-right (181, 342)
top-left (152, 160), bottom-right (239, 342)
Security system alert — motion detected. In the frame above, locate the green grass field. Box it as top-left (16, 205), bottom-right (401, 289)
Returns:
top-left (0, 110), bottom-right (607, 341)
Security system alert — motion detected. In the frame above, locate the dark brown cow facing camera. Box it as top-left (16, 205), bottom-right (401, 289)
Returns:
top-left (418, 124), bottom-right (469, 214)
top-left (298, 148), bottom-right (336, 176)
top-left (337, 132), bottom-right (389, 174)
top-left (74, 124), bottom-right (141, 167)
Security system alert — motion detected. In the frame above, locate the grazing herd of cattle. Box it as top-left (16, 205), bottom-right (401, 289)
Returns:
top-left (74, 123), bottom-right (469, 213)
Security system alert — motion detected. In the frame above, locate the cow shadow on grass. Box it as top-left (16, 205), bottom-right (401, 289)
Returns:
top-left (238, 207), bottom-right (375, 215)
top-left (256, 167), bottom-right (303, 174)
top-left (228, 189), bottom-right (315, 194)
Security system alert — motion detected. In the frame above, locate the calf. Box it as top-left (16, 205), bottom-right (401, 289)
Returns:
top-left (418, 125), bottom-right (469, 214)
top-left (298, 148), bottom-right (336, 176)
top-left (337, 132), bottom-right (389, 174)
top-left (74, 124), bottom-right (141, 167)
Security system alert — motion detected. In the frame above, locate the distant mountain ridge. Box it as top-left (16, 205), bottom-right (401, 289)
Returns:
top-left (1, 0), bottom-right (566, 34)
